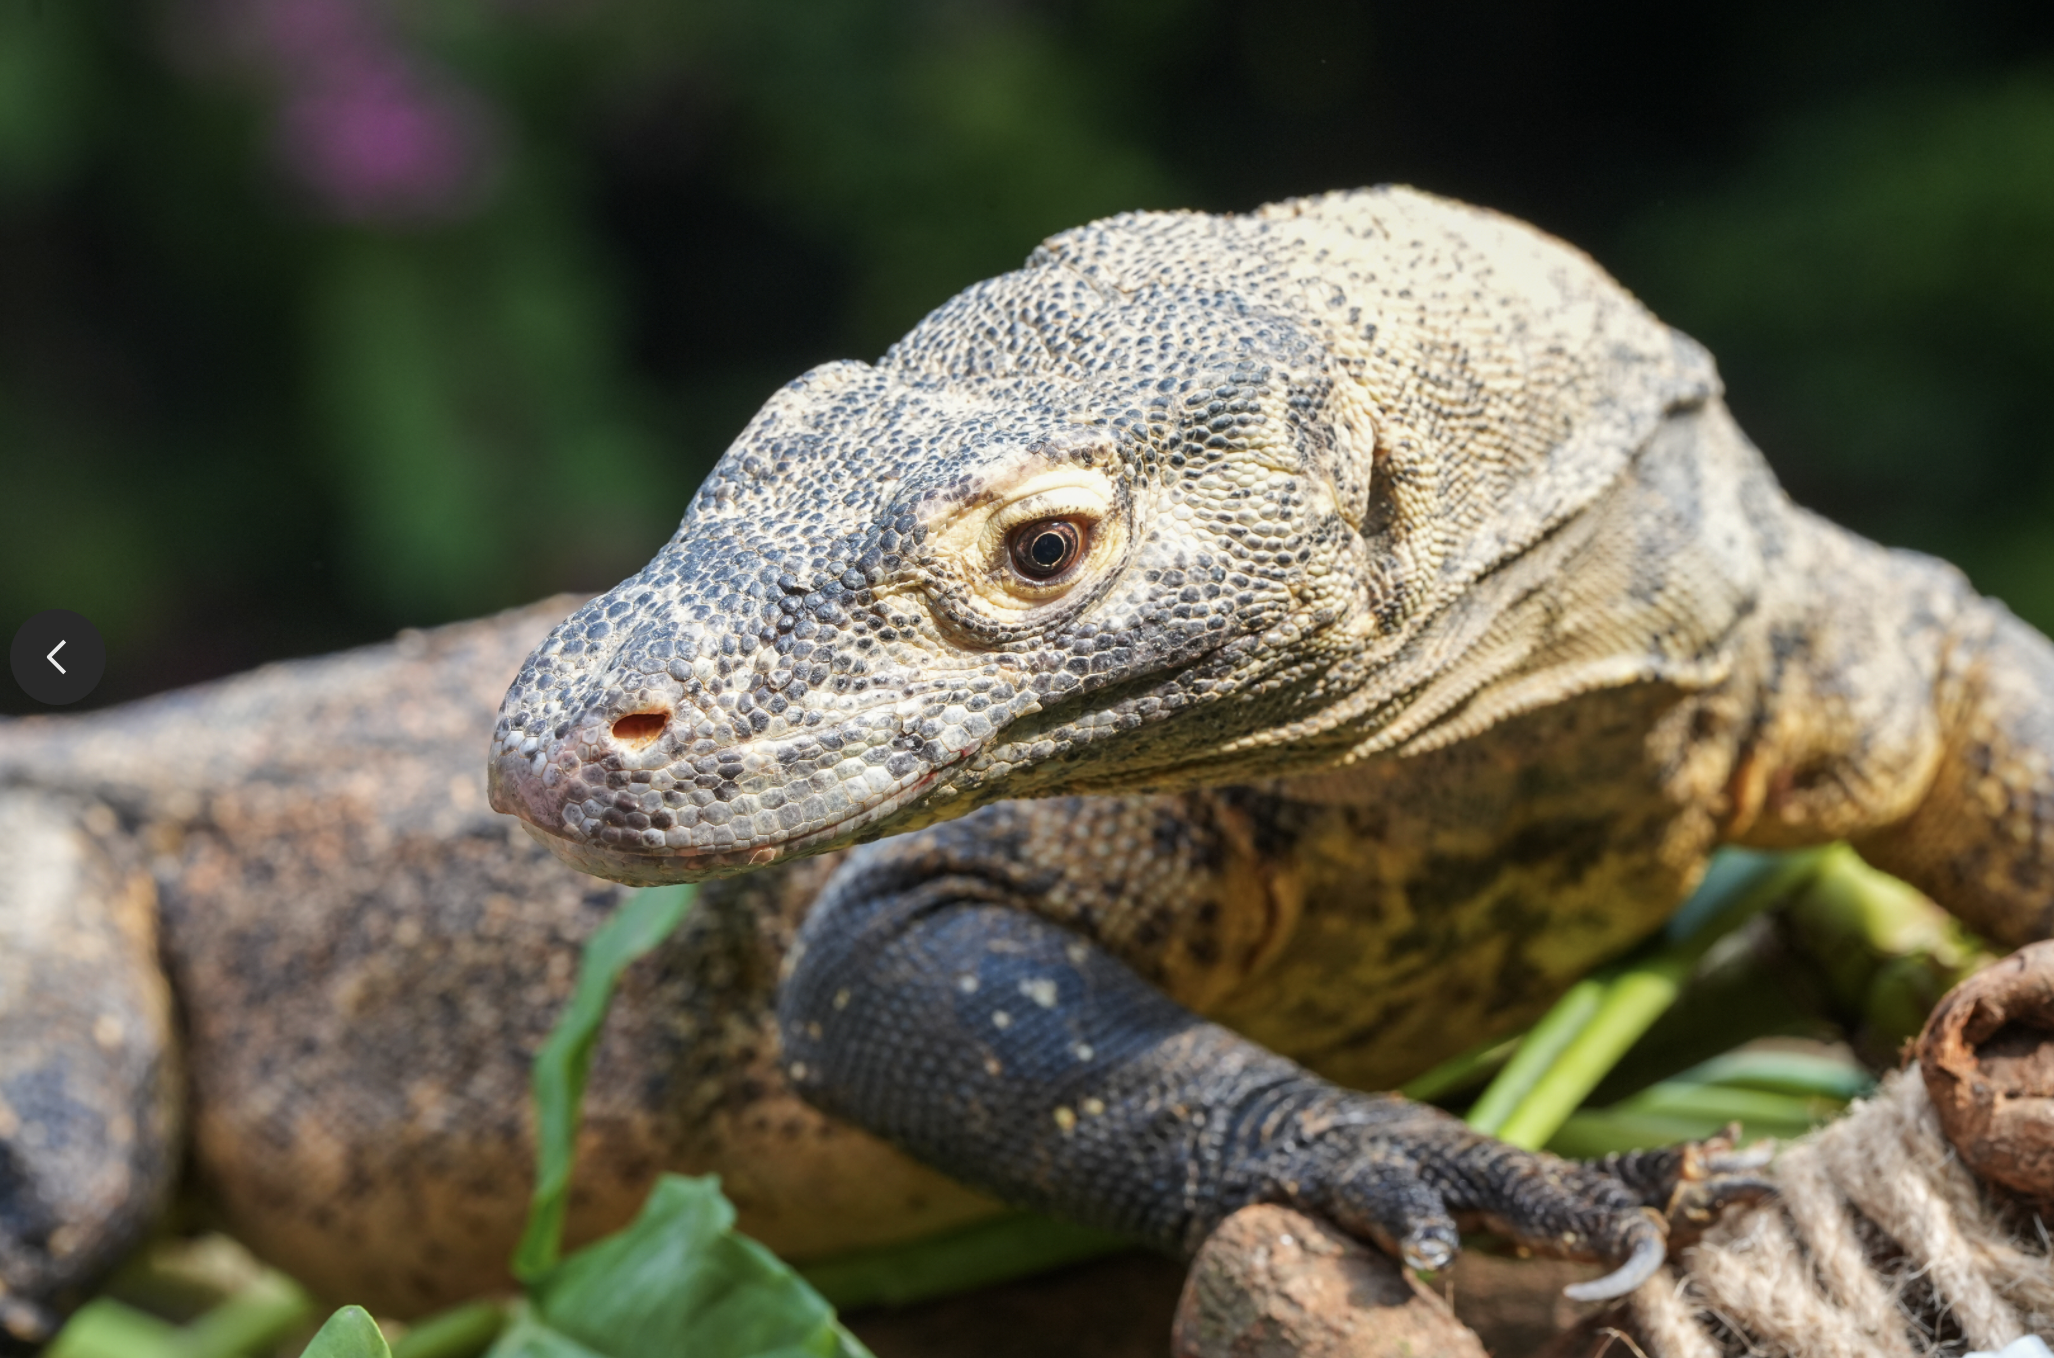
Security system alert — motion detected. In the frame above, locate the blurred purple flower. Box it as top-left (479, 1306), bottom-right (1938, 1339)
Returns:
top-left (216, 0), bottom-right (500, 223)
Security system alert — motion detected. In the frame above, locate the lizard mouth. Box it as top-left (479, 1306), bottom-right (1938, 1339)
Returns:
top-left (488, 719), bottom-right (967, 886)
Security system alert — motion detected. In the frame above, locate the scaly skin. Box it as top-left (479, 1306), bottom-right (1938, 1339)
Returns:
top-left (0, 604), bottom-right (995, 1342)
top-left (489, 188), bottom-right (2054, 1290)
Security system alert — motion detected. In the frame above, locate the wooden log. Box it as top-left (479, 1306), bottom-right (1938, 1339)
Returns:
top-left (1171, 1204), bottom-right (1488, 1358)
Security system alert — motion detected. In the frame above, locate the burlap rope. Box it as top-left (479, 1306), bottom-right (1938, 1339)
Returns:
top-left (1629, 1072), bottom-right (2054, 1357)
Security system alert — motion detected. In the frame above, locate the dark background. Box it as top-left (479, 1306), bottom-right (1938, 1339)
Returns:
top-left (5, 0), bottom-right (2053, 714)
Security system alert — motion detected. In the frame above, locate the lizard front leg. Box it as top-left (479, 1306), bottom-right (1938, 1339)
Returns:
top-left (776, 801), bottom-right (1672, 1298)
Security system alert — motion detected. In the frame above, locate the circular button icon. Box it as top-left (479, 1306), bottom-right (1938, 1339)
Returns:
top-left (10, 609), bottom-right (107, 706)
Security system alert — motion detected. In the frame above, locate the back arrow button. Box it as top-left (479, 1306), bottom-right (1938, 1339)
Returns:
top-left (10, 610), bottom-right (105, 706)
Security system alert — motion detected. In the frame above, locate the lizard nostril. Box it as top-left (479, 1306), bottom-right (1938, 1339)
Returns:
top-left (611, 711), bottom-right (670, 747)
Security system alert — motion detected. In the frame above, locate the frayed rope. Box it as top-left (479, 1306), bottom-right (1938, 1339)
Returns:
top-left (1628, 1072), bottom-right (2054, 1357)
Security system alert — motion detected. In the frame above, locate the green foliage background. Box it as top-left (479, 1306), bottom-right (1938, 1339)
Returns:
top-left (3, 0), bottom-right (2051, 712)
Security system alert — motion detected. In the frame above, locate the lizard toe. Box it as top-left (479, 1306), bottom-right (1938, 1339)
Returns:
top-left (1588, 1125), bottom-right (1778, 1246)
top-left (1321, 1155), bottom-right (1462, 1273)
top-left (1268, 1101), bottom-right (1674, 1290)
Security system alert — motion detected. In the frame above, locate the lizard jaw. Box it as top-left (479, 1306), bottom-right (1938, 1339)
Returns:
top-left (510, 820), bottom-right (775, 885)
top-left (488, 722), bottom-right (968, 885)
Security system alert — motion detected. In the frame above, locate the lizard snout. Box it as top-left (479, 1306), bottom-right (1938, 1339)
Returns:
top-left (487, 703), bottom-right (676, 832)
top-left (486, 735), bottom-right (567, 829)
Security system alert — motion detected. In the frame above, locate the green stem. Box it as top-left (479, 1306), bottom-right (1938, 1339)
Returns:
top-left (1670, 1049), bottom-right (1874, 1101)
top-left (1546, 1108), bottom-right (1819, 1159)
top-left (1401, 1034), bottom-right (1521, 1103)
top-left (1494, 958), bottom-right (1693, 1149)
top-left (514, 883), bottom-right (697, 1281)
top-left (1464, 979), bottom-right (1607, 1134)
top-left (167, 1272), bottom-right (315, 1358)
top-left (1466, 847), bottom-right (1828, 1147)
top-left (1621, 1080), bottom-right (1836, 1126)
top-left (46, 1299), bottom-right (179, 1358)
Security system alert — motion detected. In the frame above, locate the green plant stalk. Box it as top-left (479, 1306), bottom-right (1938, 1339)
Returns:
top-left (391, 1302), bottom-right (510, 1358)
top-left (1665, 1050), bottom-right (1873, 1102)
top-left (1656, 847), bottom-right (1820, 947)
top-left (514, 883), bottom-right (698, 1281)
top-left (1783, 843), bottom-right (1991, 1059)
top-left (1469, 847), bottom-right (1829, 1148)
top-left (46, 1270), bottom-right (315, 1358)
top-left (1400, 1034), bottom-right (1522, 1103)
top-left (1494, 957), bottom-right (1694, 1149)
top-left (1620, 1081), bottom-right (1837, 1126)
top-left (1463, 979), bottom-right (1607, 1134)
top-left (1546, 1109), bottom-right (1722, 1158)
top-left (798, 1212), bottom-right (1133, 1311)
top-left (1546, 1108), bottom-right (1821, 1159)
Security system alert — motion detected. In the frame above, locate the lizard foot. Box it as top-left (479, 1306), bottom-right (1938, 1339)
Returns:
top-left (1252, 1100), bottom-right (1767, 1303)
top-left (1586, 1123), bottom-right (1777, 1254)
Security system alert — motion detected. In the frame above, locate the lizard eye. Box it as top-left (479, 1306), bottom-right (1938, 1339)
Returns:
top-left (1007, 518), bottom-right (1085, 581)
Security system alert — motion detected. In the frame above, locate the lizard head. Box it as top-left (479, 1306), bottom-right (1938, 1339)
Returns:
top-left (489, 188), bottom-right (1708, 884)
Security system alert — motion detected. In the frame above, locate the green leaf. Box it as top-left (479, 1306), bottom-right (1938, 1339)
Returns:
top-left (514, 884), bottom-right (697, 1281)
top-left (45, 1299), bottom-right (177, 1358)
top-left (493, 1175), bottom-right (875, 1358)
top-left (1667, 1049), bottom-right (1875, 1102)
top-left (301, 1307), bottom-right (393, 1358)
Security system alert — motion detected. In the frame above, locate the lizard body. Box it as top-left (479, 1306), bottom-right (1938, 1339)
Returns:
top-left (488, 187), bottom-right (2054, 1283)
top-left (2, 187), bottom-right (2048, 1339)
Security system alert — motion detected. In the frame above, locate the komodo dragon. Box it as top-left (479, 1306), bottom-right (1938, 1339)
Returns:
top-left (486, 187), bottom-right (2054, 1306)
top-left (2, 186), bottom-right (2049, 1345)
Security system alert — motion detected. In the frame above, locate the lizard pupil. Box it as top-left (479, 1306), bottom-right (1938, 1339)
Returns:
top-left (1009, 519), bottom-right (1083, 580)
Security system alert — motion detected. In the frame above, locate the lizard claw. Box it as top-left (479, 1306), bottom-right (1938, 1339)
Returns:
top-left (1703, 1138), bottom-right (1775, 1175)
top-left (1562, 1211), bottom-right (1668, 1300)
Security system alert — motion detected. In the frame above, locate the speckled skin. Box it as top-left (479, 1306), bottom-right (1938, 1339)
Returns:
top-left (0, 602), bottom-right (996, 1344)
top-left (490, 189), bottom-right (2054, 1286)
